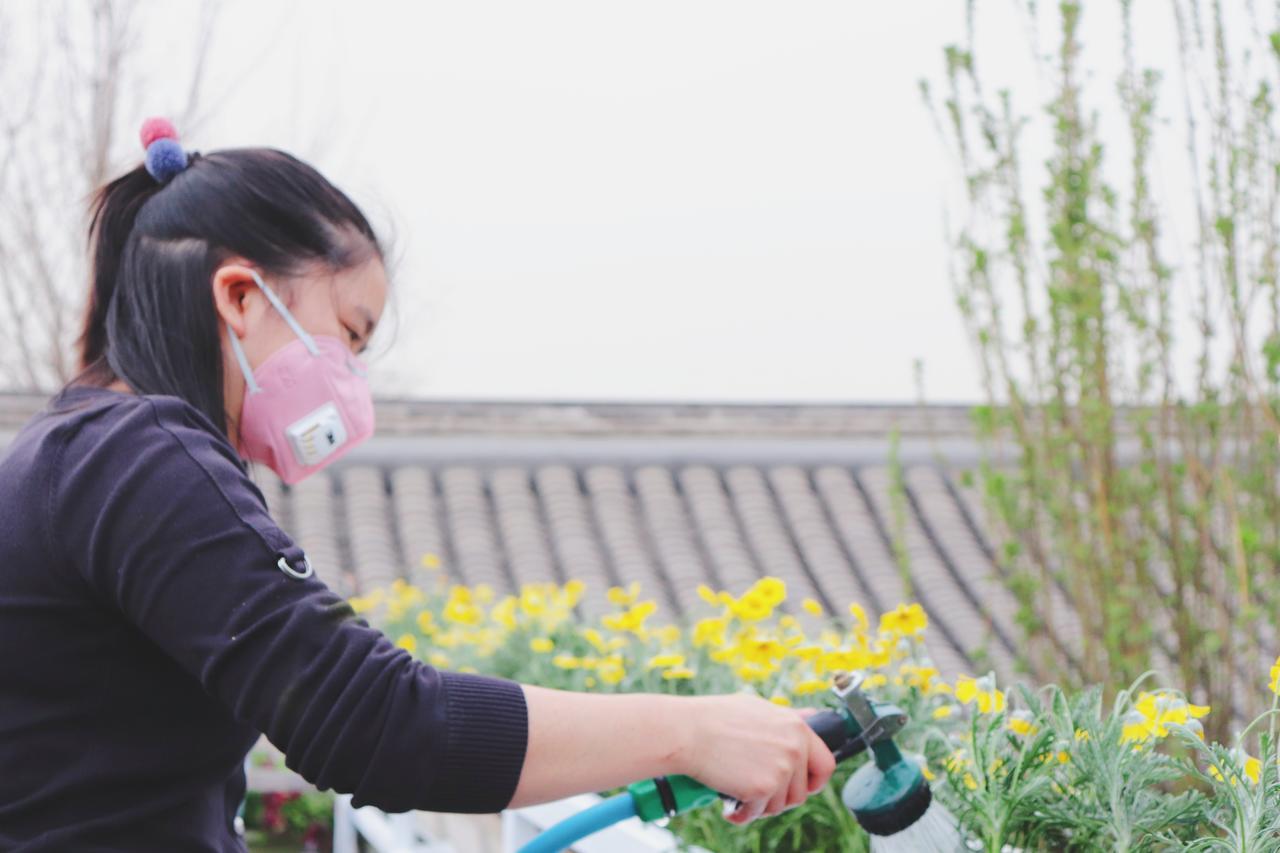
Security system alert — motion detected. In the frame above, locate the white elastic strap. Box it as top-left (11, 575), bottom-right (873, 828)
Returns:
top-left (278, 556), bottom-right (314, 579)
top-left (226, 322), bottom-right (262, 395)
top-left (249, 270), bottom-right (321, 356)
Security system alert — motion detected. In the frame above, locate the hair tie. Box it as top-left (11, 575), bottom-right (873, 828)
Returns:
top-left (139, 116), bottom-right (189, 184)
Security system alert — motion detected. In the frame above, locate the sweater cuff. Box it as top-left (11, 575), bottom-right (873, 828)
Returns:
top-left (432, 670), bottom-right (529, 813)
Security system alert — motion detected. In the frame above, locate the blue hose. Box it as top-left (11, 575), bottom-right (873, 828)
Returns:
top-left (516, 791), bottom-right (639, 853)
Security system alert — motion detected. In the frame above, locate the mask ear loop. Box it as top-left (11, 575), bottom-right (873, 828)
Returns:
top-left (248, 269), bottom-right (322, 357)
top-left (226, 322), bottom-right (262, 395)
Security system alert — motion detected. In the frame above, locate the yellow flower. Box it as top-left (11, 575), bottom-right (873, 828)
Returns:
top-left (474, 583), bottom-right (495, 604)
top-left (552, 654), bottom-right (581, 669)
top-left (921, 765), bottom-right (937, 782)
top-left (444, 598), bottom-right (483, 626)
top-left (1126, 690), bottom-right (1210, 741)
top-left (879, 603), bottom-right (928, 638)
top-left (395, 633), bottom-right (417, 654)
top-left (427, 651), bottom-right (450, 667)
top-left (1074, 728), bottom-right (1090, 742)
top-left (416, 611), bottom-right (436, 634)
top-left (421, 552), bottom-right (442, 569)
top-left (696, 614), bottom-right (727, 648)
top-left (739, 636), bottom-right (786, 666)
top-left (791, 644), bottom-right (823, 663)
top-left (802, 598), bottom-right (824, 617)
top-left (602, 601), bottom-right (657, 636)
top-left (729, 589), bottom-right (775, 622)
top-left (490, 596), bottom-right (518, 630)
top-left (598, 657), bottom-right (626, 685)
top-left (933, 705), bottom-right (956, 720)
top-left (819, 648), bottom-right (872, 674)
top-left (662, 667), bottom-right (696, 680)
top-left (530, 637), bottom-right (554, 653)
top-left (646, 653), bottom-right (686, 670)
top-left (954, 674), bottom-right (1005, 714)
top-left (900, 664), bottom-right (940, 694)
top-left (794, 678), bottom-right (831, 696)
top-left (391, 578), bottom-right (424, 606)
top-left (1270, 656), bottom-right (1280, 696)
top-left (1007, 710), bottom-right (1038, 737)
top-left (752, 577), bottom-right (787, 607)
top-left (848, 603), bottom-right (869, 635)
top-left (607, 582), bottom-right (642, 607)
top-left (560, 580), bottom-right (586, 608)
top-left (735, 662), bottom-right (777, 682)
top-left (1122, 710), bottom-right (1153, 744)
top-left (655, 625), bottom-right (681, 645)
top-left (1209, 751), bottom-right (1262, 786)
top-left (581, 627), bottom-right (609, 653)
top-left (863, 673), bottom-right (888, 689)
top-left (696, 584), bottom-right (721, 606)
top-left (769, 694), bottom-right (792, 706)
top-left (519, 584), bottom-right (550, 616)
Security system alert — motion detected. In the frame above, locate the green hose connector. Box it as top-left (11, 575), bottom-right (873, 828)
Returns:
top-left (629, 774), bottom-right (721, 821)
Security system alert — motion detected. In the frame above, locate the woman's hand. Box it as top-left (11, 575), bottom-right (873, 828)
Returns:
top-left (675, 694), bottom-right (837, 825)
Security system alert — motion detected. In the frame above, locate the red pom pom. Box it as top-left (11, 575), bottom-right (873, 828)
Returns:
top-left (139, 116), bottom-right (178, 149)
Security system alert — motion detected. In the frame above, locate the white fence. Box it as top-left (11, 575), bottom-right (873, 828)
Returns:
top-left (330, 793), bottom-right (711, 853)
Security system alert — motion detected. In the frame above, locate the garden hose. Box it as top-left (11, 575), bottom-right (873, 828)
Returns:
top-left (515, 670), bottom-right (910, 853)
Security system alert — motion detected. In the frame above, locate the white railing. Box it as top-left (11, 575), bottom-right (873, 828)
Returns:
top-left (330, 792), bottom-right (711, 853)
top-left (501, 792), bottom-right (713, 853)
top-left (332, 796), bottom-right (458, 853)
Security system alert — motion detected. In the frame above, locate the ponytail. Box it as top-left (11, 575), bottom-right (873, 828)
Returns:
top-left (78, 166), bottom-right (163, 379)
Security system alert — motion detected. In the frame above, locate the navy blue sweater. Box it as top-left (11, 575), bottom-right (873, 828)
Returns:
top-left (0, 384), bottom-right (528, 851)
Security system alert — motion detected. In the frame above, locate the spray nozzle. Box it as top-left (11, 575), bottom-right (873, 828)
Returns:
top-left (825, 671), bottom-right (908, 764)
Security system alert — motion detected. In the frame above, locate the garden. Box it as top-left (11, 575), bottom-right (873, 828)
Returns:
top-left (323, 572), bottom-right (1280, 851)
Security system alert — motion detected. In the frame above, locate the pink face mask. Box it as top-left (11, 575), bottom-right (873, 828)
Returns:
top-left (226, 270), bottom-right (376, 485)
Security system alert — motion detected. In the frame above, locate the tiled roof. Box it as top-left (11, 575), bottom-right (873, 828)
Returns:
top-left (0, 392), bottom-right (1071, 683)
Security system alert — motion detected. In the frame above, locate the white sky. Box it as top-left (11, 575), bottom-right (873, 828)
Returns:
top-left (112, 1), bottom-right (1210, 402)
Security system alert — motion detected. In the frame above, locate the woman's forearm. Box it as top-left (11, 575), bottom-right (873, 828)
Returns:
top-left (505, 684), bottom-right (694, 808)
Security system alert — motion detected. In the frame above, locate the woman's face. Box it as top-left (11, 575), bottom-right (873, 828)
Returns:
top-left (212, 256), bottom-right (389, 448)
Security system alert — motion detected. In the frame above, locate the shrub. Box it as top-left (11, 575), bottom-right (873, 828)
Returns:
top-left (352, 574), bottom-right (1280, 850)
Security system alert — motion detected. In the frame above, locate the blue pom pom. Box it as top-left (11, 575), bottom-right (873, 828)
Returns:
top-left (144, 138), bottom-right (188, 183)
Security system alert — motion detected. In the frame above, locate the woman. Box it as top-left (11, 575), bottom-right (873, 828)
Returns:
top-left (0, 119), bottom-right (836, 851)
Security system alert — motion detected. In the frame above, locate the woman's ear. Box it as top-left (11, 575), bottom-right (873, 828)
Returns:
top-left (211, 260), bottom-right (261, 338)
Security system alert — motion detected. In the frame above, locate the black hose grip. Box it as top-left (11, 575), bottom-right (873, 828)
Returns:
top-left (806, 708), bottom-right (853, 754)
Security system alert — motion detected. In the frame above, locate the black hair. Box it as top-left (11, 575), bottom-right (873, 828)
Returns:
top-left (74, 147), bottom-right (383, 434)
